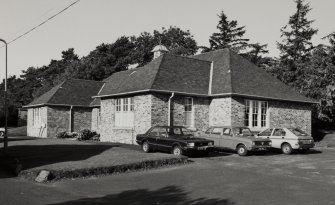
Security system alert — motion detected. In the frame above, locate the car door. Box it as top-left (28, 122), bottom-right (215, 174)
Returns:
top-left (210, 127), bottom-right (223, 147)
top-left (220, 128), bottom-right (233, 149)
top-left (272, 128), bottom-right (286, 149)
top-left (154, 127), bottom-right (171, 151)
top-left (146, 127), bottom-right (164, 150)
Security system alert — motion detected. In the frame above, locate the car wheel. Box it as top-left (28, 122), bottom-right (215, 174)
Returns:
top-left (172, 145), bottom-right (183, 156)
top-left (0, 131), bottom-right (4, 137)
top-left (237, 145), bottom-right (248, 156)
top-left (142, 141), bottom-right (150, 153)
top-left (281, 143), bottom-right (293, 155)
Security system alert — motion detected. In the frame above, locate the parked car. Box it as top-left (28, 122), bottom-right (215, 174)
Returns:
top-left (257, 127), bottom-right (314, 154)
top-left (202, 126), bottom-right (272, 156)
top-left (136, 126), bottom-right (214, 156)
top-left (0, 127), bottom-right (4, 137)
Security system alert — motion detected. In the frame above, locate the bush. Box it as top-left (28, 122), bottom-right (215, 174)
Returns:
top-left (78, 129), bottom-right (98, 141)
top-left (56, 131), bottom-right (78, 139)
top-left (91, 134), bottom-right (100, 141)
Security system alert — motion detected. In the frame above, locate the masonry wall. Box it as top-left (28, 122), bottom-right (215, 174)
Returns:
top-left (72, 107), bottom-right (92, 132)
top-left (100, 94), bottom-right (152, 144)
top-left (209, 97), bottom-right (231, 127)
top-left (91, 107), bottom-right (100, 133)
top-left (269, 101), bottom-right (312, 135)
top-left (27, 107), bottom-right (48, 138)
top-left (47, 106), bottom-right (70, 138)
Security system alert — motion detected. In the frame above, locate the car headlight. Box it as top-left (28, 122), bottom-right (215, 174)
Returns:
top-left (187, 142), bottom-right (195, 148)
top-left (208, 142), bottom-right (213, 146)
top-left (252, 142), bottom-right (255, 146)
top-left (269, 141), bottom-right (272, 146)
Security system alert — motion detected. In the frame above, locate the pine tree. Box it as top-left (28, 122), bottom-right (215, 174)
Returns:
top-left (204, 11), bottom-right (249, 53)
top-left (277, 0), bottom-right (318, 64)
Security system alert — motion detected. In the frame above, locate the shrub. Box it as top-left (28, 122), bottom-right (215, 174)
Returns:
top-left (91, 134), bottom-right (100, 141)
top-left (56, 131), bottom-right (78, 139)
top-left (78, 129), bottom-right (98, 141)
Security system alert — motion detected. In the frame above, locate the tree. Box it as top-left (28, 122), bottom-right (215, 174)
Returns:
top-left (242, 43), bottom-right (269, 66)
top-left (203, 10), bottom-right (249, 53)
top-left (131, 26), bottom-right (198, 66)
top-left (277, 0), bottom-right (318, 64)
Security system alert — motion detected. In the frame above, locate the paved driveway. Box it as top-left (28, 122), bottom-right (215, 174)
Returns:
top-left (1, 148), bottom-right (335, 205)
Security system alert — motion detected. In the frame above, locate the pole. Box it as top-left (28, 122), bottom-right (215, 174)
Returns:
top-left (0, 39), bottom-right (8, 151)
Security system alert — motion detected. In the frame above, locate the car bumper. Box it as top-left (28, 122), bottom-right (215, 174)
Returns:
top-left (250, 145), bottom-right (271, 151)
top-left (183, 145), bottom-right (214, 153)
top-left (296, 143), bottom-right (315, 149)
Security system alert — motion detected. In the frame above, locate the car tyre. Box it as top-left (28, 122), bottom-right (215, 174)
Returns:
top-left (237, 145), bottom-right (248, 156)
top-left (142, 141), bottom-right (150, 153)
top-left (172, 145), bottom-right (183, 156)
top-left (281, 143), bottom-right (293, 155)
top-left (0, 131), bottom-right (4, 137)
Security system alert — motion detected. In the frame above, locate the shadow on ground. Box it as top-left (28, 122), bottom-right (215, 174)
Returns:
top-left (0, 143), bottom-right (114, 179)
top-left (0, 136), bottom-right (36, 143)
top-left (47, 185), bottom-right (234, 205)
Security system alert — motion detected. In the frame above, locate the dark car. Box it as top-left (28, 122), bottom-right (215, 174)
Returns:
top-left (202, 126), bottom-right (272, 156)
top-left (136, 126), bottom-right (214, 156)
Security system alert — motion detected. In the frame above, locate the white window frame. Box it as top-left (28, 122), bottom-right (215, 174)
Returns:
top-left (184, 97), bottom-right (195, 128)
top-left (245, 100), bottom-right (268, 129)
top-left (115, 97), bottom-right (135, 128)
top-left (32, 107), bottom-right (42, 127)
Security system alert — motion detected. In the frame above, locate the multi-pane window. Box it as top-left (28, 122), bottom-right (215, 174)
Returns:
top-left (245, 100), bottom-right (268, 129)
top-left (33, 108), bottom-right (42, 126)
top-left (115, 97), bottom-right (134, 128)
top-left (184, 97), bottom-right (194, 128)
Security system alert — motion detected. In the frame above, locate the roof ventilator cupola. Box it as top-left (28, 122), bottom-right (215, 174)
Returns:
top-left (151, 44), bottom-right (168, 59)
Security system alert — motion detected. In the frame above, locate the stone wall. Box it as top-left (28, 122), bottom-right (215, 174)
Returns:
top-left (231, 97), bottom-right (246, 126)
top-left (91, 107), bottom-right (100, 133)
top-left (151, 94), bottom-right (168, 126)
top-left (100, 94), bottom-right (152, 144)
top-left (27, 107), bottom-right (48, 138)
top-left (209, 97), bottom-right (231, 126)
top-left (47, 106), bottom-right (70, 138)
top-left (269, 101), bottom-right (312, 135)
top-left (72, 107), bottom-right (92, 132)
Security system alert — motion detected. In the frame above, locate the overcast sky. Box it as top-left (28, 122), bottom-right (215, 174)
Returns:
top-left (0, 0), bottom-right (334, 81)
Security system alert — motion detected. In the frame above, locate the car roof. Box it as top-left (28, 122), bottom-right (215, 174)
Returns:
top-left (153, 126), bottom-right (186, 129)
top-left (209, 126), bottom-right (249, 129)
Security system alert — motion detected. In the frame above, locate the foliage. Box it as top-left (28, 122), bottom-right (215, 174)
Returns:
top-left (202, 10), bottom-right (249, 53)
top-left (77, 129), bottom-right (98, 141)
top-left (56, 131), bottom-right (78, 139)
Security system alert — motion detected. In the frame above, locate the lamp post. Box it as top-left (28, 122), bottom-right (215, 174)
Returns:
top-left (0, 38), bottom-right (8, 152)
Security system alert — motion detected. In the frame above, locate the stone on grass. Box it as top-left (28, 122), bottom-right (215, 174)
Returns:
top-left (35, 170), bottom-right (51, 183)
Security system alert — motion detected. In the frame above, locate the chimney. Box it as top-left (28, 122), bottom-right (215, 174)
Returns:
top-left (151, 45), bottom-right (168, 59)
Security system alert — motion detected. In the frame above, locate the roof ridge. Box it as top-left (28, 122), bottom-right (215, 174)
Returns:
top-left (192, 48), bottom-right (230, 57)
top-left (228, 49), bottom-right (233, 93)
top-left (164, 53), bottom-right (212, 63)
top-left (150, 54), bottom-right (166, 89)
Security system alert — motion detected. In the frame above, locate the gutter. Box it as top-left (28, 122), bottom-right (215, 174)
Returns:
top-left (69, 105), bottom-right (73, 132)
top-left (168, 92), bottom-right (175, 126)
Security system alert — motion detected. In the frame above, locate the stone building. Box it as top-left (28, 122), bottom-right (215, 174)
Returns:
top-left (25, 47), bottom-right (316, 142)
top-left (94, 48), bottom-right (316, 144)
top-left (24, 79), bottom-right (103, 138)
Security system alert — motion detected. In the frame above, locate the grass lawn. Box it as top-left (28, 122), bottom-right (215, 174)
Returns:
top-left (2, 137), bottom-right (187, 181)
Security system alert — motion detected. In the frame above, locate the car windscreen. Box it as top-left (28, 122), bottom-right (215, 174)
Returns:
top-left (232, 128), bottom-right (253, 137)
top-left (288, 128), bottom-right (307, 136)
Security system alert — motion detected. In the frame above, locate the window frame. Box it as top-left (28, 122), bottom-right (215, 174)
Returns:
top-left (114, 97), bottom-right (135, 128)
top-left (184, 97), bottom-right (195, 128)
top-left (245, 100), bottom-right (269, 129)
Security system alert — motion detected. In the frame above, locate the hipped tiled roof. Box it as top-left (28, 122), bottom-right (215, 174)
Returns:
top-left (24, 79), bottom-right (104, 108)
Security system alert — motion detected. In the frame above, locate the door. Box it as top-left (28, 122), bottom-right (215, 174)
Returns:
top-left (272, 128), bottom-right (286, 148)
top-left (220, 128), bottom-right (234, 149)
top-left (210, 127), bottom-right (224, 147)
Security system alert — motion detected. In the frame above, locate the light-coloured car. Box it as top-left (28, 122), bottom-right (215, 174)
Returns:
top-left (257, 127), bottom-right (314, 154)
top-left (0, 127), bottom-right (4, 137)
top-left (202, 126), bottom-right (272, 156)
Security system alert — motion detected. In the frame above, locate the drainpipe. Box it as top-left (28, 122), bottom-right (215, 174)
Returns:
top-left (69, 106), bottom-right (73, 132)
top-left (168, 92), bottom-right (175, 126)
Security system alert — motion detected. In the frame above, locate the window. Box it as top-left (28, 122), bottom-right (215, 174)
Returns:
top-left (33, 108), bottom-right (42, 126)
top-left (223, 128), bottom-right (231, 135)
top-left (149, 127), bottom-right (167, 137)
top-left (212, 127), bottom-right (224, 135)
top-left (184, 97), bottom-right (194, 128)
top-left (258, 128), bottom-right (273, 136)
top-left (273, 128), bottom-right (286, 136)
top-left (115, 97), bottom-right (134, 128)
top-left (245, 100), bottom-right (268, 129)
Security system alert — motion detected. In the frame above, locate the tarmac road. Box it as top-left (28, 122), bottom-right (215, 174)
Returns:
top-left (1, 148), bottom-right (335, 205)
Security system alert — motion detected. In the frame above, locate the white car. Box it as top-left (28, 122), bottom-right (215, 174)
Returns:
top-left (0, 127), bottom-right (4, 137)
top-left (257, 127), bottom-right (315, 154)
